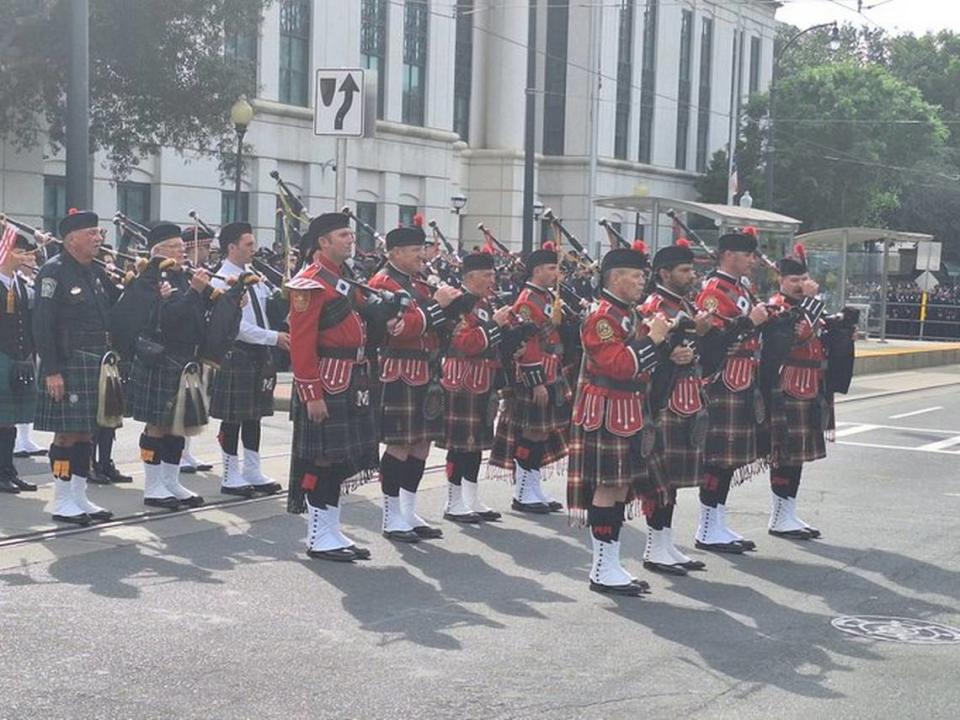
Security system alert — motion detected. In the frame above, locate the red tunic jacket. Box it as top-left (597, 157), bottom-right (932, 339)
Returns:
top-left (571, 291), bottom-right (661, 437)
top-left (513, 282), bottom-right (563, 388)
top-left (368, 262), bottom-right (447, 387)
top-left (640, 286), bottom-right (704, 416)
top-left (441, 296), bottom-right (503, 395)
top-left (770, 292), bottom-right (826, 399)
top-left (696, 271), bottom-right (759, 392)
top-left (287, 255), bottom-right (366, 403)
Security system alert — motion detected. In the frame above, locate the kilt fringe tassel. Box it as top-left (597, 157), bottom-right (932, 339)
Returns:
top-left (733, 457), bottom-right (768, 486)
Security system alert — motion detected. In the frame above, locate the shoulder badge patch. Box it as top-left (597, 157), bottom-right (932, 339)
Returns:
top-left (291, 290), bottom-right (311, 313)
top-left (596, 318), bottom-right (615, 343)
top-left (518, 305), bottom-right (533, 322)
top-left (41, 278), bottom-right (57, 299)
top-left (703, 295), bottom-right (719, 312)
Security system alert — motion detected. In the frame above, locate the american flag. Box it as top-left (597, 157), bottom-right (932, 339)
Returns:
top-left (0, 221), bottom-right (18, 266)
top-left (728, 154), bottom-right (740, 203)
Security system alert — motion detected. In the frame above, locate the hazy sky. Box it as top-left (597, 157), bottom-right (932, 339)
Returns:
top-left (776, 0), bottom-right (960, 36)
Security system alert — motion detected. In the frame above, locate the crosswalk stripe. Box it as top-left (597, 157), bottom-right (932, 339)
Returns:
top-left (916, 435), bottom-right (960, 452)
top-left (834, 423), bottom-right (880, 438)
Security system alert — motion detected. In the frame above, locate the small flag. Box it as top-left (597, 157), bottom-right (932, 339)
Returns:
top-left (0, 221), bottom-right (18, 266)
top-left (728, 154), bottom-right (740, 201)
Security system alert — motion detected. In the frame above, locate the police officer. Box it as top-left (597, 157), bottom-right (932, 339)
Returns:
top-left (209, 222), bottom-right (288, 496)
top-left (34, 210), bottom-right (120, 525)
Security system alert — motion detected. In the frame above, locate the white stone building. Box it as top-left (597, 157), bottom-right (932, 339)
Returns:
top-left (0, 0), bottom-right (778, 253)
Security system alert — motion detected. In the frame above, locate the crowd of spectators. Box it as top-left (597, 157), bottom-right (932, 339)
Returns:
top-left (848, 280), bottom-right (960, 339)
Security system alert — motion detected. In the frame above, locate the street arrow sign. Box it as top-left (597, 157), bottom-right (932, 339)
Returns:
top-left (916, 270), bottom-right (939, 292)
top-left (314, 68), bottom-right (365, 137)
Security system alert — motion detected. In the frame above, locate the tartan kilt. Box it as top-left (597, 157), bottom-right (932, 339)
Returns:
top-left (764, 392), bottom-right (829, 467)
top-left (647, 408), bottom-right (704, 491)
top-left (511, 379), bottom-right (572, 435)
top-left (379, 378), bottom-right (443, 446)
top-left (35, 348), bottom-right (104, 434)
top-left (0, 353), bottom-right (37, 425)
top-left (290, 365), bottom-right (379, 471)
top-left (131, 352), bottom-right (191, 428)
top-left (209, 346), bottom-right (275, 423)
top-left (436, 387), bottom-right (496, 452)
top-left (703, 380), bottom-right (761, 470)
top-left (489, 390), bottom-right (568, 472)
top-left (567, 422), bottom-right (669, 514)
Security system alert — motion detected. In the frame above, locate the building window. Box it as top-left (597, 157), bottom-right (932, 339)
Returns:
top-left (225, 20), bottom-right (259, 94)
top-left (116, 181), bottom-right (151, 249)
top-left (637, 0), bottom-right (658, 164)
top-left (542, 0), bottom-right (569, 156)
top-left (749, 36), bottom-right (761, 95)
top-left (279, 0), bottom-right (310, 107)
top-left (453, 0), bottom-right (474, 141)
top-left (361, 0), bottom-right (388, 120)
top-left (614, 0), bottom-right (635, 160)
top-left (675, 9), bottom-right (693, 170)
top-left (42, 175), bottom-right (67, 233)
top-left (398, 204), bottom-right (418, 227)
top-left (402, 0), bottom-right (428, 127)
top-left (695, 17), bottom-right (714, 173)
top-left (221, 191), bottom-right (250, 225)
top-left (355, 201), bottom-right (379, 252)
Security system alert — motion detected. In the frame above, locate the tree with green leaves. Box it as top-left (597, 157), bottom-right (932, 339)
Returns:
top-left (0, 0), bottom-right (267, 179)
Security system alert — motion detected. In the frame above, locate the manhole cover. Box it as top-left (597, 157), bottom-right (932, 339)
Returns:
top-left (832, 615), bottom-right (960, 644)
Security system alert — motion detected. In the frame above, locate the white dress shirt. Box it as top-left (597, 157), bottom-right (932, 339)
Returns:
top-left (210, 258), bottom-right (278, 347)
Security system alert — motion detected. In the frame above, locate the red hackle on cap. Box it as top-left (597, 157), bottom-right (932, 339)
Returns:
top-left (68, 208), bottom-right (79, 215)
top-left (412, 213), bottom-right (424, 227)
top-left (742, 225), bottom-right (759, 237)
top-left (794, 242), bottom-right (807, 264)
top-left (632, 240), bottom-right (648, 253)
top-left (542, 241), bottom-right (555, 251)
top-left (675, 237), bottom-right (691, 248)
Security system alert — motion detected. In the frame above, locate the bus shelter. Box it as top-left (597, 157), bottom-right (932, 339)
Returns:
top-left (794, 227), bottom-right (934, 340)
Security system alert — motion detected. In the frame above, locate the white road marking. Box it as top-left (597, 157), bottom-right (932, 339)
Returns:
top-left (837, 440), bottom-right (960, 456)
top-left (835, 421), bottom-right (960, 436)
top-left (889, 406), bottom-right (943, 420)
top-left (834, 423), bottom-right (880, 438)
top-left (916, 435), bottom-right (960, 452)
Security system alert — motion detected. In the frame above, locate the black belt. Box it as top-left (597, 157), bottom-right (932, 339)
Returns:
top-left (381, 348), bottom-right (429, 361)
top-left (586, 375), bottom-right (645, 394)
top-left (784, 358), bottom-right (822, 369)
top-left (319, 347), bottom-right (366, 362)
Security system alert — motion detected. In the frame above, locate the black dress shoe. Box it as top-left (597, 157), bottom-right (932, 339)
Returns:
top-left (545, 500), bottom-right (564, 512)
top-left (178, 496), bottom-right (205, 509)
top-left (737, 538), bottom-right (757, 551)
top-left (643, 560), bottom-right (688, 576)
top-left (768, 528), bottom-right (814, 540)
top-left (0, 477), bottom-right (20, 494)
top-left (88, 509), bottom-right (114, 522)
top-left (221, 485), bottom-right (256, 498)
top-left (695, 540), bottom-right (745, 554)
top-left (250, 482), bottom-right (283, 495)
top-left (475, 509), bottom-right (503, 521)
top-left (53, 513), bottom-right (92, 526)
top-left (13, 450), bottom-right (30, 459)
top-left (444, 511), bottom-right (482, 523)
top-left (382, 529), bottom-right (421, 543)
top-left (679, 559), bottom-right (707, 571)
top-left (11, 475), bottom-right (37, 492)
top-left (87, 464), bottom-right (112, 485)
top-left (802, 526), bottom-right (821, 539)
top-left (180, 464), bottom-right (197, 475)
top-left (103, 462), bottom-right (133, 484)
top-left (145, 497), bottom-right (182, 510)
top-left (413, 525), bottom-right (443, 539)
top-left (349, 545), bottom-right (372, 560)
top-left (195, 462), bottom-right (213, 472)
top-left (631, 578), bottom-right (652, 592)
top-left (307, 547), bottom-right (356, 562)
top-left (511, 499), bottom-right (551, 514)
top-left (29, 448), bottom-right (47, 457)
top-left (590, 581), bottom-right (646, 597)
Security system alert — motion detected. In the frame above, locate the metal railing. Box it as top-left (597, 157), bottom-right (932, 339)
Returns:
top-left (862, 299), bottom-right (960, 341)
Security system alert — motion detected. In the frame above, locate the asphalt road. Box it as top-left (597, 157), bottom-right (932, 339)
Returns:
top-left (2, 382), bottom-right (959, 720)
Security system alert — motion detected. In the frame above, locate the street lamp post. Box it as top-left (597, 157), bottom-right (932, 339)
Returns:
top-left (451, 192), bottom-right (467, 254)
top-left (765, 23), bottom-right (840, 211)
top-left (230, 96), bottom-right (255, 222)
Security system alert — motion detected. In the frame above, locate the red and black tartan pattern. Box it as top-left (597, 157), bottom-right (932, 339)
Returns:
top-left (290, 366), bottom-right (379, 472)
top-left (209, 347), bottom-right (275, 423)
top-left (0, 352), bottom-right (37, 425)
top-left (510, 380), bottom-right (572, 435)
top-left (647, 409), bottom-right (704, 491)
top-left (130, 352), bottom-right (192, 428)
top-left (379, 378), bottom-right (443, 446)
top-left (436, 388), bottom-right (496, 452)
top-left (703, 380), bottom-right (761, 470)
top-left (566, 422), bottom-right (670, 514)
top-left (35, 348), bottom-right (104, 434)
top-left (489, 390), bottom-right (568, 472)
top-left (764, 392), bottom-right (829, 467)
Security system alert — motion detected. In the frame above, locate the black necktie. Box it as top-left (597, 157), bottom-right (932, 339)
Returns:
top-left (247, 285), bottom-right (267, 328)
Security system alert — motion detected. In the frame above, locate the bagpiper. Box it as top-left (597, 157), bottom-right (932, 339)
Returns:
top-left (0, 226), bottom-right (39, 494)
top-left (763, 245), bottom-right (854, 539)
top-left (694, 231), bottom-right (770, 553)
top-left (34, 210), bottom-right (120, 525)
top-left (567, 246), bottom-right (670, 596)
top-left (368, 225), bottom-right (462, 542)
top-left (489, 245), bottom-right (570, 513)
top-left (437, 252), bottom-right (513, 523)
top-left (129, 222), bottom-right (213, 511)
top-left (639, 240), bottom-right (712, 574)
top-left (209, 222), bottom-right (287, 497)
top-left (286, 212), bottom-right (379, 561)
